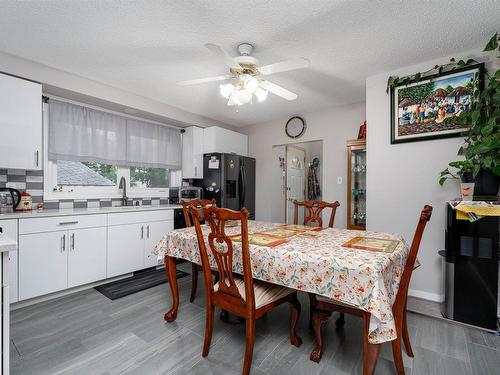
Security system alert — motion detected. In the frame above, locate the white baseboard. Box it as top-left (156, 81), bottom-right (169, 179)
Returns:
top-left (408, 288), bottom-right (443, 303)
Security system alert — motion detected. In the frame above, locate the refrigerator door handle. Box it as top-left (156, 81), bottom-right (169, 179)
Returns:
top-left (241, 166), bottom-right (246, 208)
top-left (238, 165), bottom-right (244, 208)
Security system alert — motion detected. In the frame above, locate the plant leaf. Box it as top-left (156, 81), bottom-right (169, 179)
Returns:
top-left (483, 33), bottom-right (498, 51)
top-left (439, 177), bottom-right (448, 186)
top-left (472, 164), bottom-right (480, 177)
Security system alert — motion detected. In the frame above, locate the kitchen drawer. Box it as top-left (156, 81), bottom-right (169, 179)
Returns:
top-left (107, 210), bottom-right (173, 226)
top-left (19, 214), bottom-right (107, 234)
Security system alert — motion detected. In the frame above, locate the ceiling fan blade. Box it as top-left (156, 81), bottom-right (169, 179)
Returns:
top-left (260, 80), bottom-right (298, 101)
top-left (177, 74), bottom-right (233, 86)
top-left (205, 43), bottom-right (241, 70)
top-left (258, 57), bottom-right (310, 76)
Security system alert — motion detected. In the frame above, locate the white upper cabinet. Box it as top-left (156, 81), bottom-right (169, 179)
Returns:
top-left (203, 126), bottom-right (248, 156)
top-left (0, 73), bottom-right (42, 170)
top-left (182, 126), bottom-right (204, 179)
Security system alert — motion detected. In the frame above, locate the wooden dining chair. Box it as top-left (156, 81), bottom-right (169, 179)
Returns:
top-left (309, 205), bottom-right (433, 375)
top-left (190, 205), bottom-right (302, 375)
top-left (293, 199), bottom-right (340, 328)
top-left (180, 198), bottom-right (216, 303)
top-left (293, 199), bottom-right (340, 228)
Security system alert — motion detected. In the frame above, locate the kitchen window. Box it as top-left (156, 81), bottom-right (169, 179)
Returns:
top-left (43, 98), bottom-right (182, 200)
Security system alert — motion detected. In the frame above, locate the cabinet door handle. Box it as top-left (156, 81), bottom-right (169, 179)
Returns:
top-left (141, 225), bottom-right (144, 239)
top-left (34, 150), bottom-right (39, 167)
top-left (58, 221), bottom-right (79, 226)
top-left (195, 166), bottom-right (197, 176)
top-left (71, 233), bottom-right (75, 250)
top-left (61, 234), bottom-right (66, 252)
top-left (147, 225), bottom-right (150, 238)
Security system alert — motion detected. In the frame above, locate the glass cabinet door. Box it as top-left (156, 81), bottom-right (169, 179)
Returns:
top-left (347, 140), bottom-right (366, 230)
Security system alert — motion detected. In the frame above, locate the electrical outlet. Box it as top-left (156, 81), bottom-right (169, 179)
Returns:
top-left (337, 177), bottom-right (343, 184)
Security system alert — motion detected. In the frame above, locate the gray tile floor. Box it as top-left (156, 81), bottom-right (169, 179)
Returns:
top-left (10, 265), bottom-right (500, 375)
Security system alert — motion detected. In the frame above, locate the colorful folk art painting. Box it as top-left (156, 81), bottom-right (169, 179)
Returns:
top-left (391, 64), bottom-right (483, 143)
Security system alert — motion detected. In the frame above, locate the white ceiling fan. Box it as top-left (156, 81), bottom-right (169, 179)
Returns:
top-left (177, 43), bottom-right (310, 106)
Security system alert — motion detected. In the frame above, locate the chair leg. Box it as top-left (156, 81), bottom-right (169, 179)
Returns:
top-left (402, 303), bottom-right (414, 357)
top-left (202, 304), bottom-right (215, 357)
top-left (309, 310), bottom-right (331, 363)
top-left (391, 336), bottom-right (405, 375)
top-left (189, 263), bottom-right (198, 303)
top-left (391, 315), bottom-right (405, 375)
top-left (336, 312), bottom-right (345, 329)
top-left (288, 294), bottom-right (302, 347)
top-left (308, 293), bottom-right (316, 330)
top-left (242, 317), bottom-right (256, 375)
top-left (362, 314), bottom-right (381, 375)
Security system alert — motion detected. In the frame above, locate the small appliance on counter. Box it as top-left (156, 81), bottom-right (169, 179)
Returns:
top-left (0, 188), bottom-right (21, 214)
top-left (180, 186), bottom-right (202, 201)
top-left (17, 191), bottom-right (32, 211)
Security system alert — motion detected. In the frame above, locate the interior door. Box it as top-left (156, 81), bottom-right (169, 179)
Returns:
top-left (68, 227), bottom-right (106, 288)
top-left (286, 146), bottom-right (306, 224)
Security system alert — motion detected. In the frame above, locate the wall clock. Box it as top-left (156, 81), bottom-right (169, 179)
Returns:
top-left (285, 116), bottom-right (306, 139)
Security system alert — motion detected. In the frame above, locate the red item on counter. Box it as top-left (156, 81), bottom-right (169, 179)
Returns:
top-left (17, 191), bottom-right (33, 211)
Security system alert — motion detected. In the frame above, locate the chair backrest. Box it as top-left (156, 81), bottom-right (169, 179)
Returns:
top-left (181, 199), bottom-right (216, 227)
top-left (190, 206), bottom-right (256, 311)
top-left (394, 205), bottom-right (433, 308)
top-left (293, 199), bottom-right (340, 228)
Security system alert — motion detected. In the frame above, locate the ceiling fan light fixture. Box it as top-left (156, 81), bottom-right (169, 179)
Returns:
top-left (219, 83), bottom-right (234, 99)
top-left (236, 89), bottom-right (252, 105)
top-left (255, 88), bottom-right (268, 102)
top-left (244, 75), bottom-right (259, 93)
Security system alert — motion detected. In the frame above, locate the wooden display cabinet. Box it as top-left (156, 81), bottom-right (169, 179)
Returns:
top-left (347, 139), bottom-right (366, 230)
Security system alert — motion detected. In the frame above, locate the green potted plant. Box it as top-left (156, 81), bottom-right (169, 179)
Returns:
top-left (439, 33), bottom-right (500, 198)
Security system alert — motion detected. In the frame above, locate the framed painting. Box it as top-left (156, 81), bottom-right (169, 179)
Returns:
top-left (390, 63), bottom-right (483, 144)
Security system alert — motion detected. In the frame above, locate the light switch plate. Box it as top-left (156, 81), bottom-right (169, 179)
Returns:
top-left (6, 182), bottom-right (25, 189)
top-left (337, 177), bottom-right (342, 184)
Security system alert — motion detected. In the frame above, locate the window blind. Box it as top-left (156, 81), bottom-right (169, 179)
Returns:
top-left (48, 99), bottom-right (181, 169)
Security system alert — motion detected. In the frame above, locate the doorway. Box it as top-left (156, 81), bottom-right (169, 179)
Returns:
top-left (270, 140), bottom-right (323, 224)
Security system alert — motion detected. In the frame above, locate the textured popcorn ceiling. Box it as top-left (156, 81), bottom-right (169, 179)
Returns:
top-left (0, 0), bottom-right (498, 127)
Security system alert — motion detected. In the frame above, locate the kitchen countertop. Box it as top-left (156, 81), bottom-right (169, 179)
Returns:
top-left (0, 204), bottom-right (182, 220)
top-left (0, 233), bottom-right (17, 252)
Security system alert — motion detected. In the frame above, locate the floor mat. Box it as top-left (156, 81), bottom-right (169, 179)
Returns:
top-left (95, 267), bottom-right (188, 300)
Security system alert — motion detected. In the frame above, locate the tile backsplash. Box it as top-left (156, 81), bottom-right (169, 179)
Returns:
top-left (0, 169), bottom-right (178, 209)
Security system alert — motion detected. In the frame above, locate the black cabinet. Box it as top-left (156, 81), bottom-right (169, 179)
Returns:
top-left (442, 203), bottom-right (499, 330)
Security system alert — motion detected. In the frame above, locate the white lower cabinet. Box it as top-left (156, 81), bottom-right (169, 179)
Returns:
top-left (15, 209), bottom-right (175, 301)
top-left (0, 219), bottom-right (18, 303)
top-left (107, 223), bottom-right (144, 278)
top-left (144, 220), bottom-right (173, 268)
top-left (19, 231), bottom-right (68, 300)
top-left (68, 227), bottom-right (107, 288)
top-left (108, 219), bottom-right (174, 276)
top-left (18, 216), bottom-right (108, 300)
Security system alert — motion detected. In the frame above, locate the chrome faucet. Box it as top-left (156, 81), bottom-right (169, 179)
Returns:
top-left (118, 176), bottom-right (128, 206)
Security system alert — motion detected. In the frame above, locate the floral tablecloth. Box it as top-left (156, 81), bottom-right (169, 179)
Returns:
top-left (154, 221), bottom-right (408, 344)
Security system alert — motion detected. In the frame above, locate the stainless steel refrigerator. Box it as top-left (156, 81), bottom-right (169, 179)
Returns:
top-left (197, 153), bottom-right (256, 219)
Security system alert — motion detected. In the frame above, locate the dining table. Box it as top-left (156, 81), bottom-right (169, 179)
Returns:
top-left (154, 220), bottom-right (409, 371)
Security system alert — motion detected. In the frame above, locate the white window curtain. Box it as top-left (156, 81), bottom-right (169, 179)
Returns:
top-left (48, 99), bottom-right (181, 169)
top-left (126, 119), bottom-right (181, 169)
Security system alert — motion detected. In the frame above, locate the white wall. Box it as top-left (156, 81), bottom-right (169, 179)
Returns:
top-left (242, 102), bottom-right (366, 229)
top-left (366, 48), bottom-right (494, 302)
top-left (0, 50), bottom-right (232, 129)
